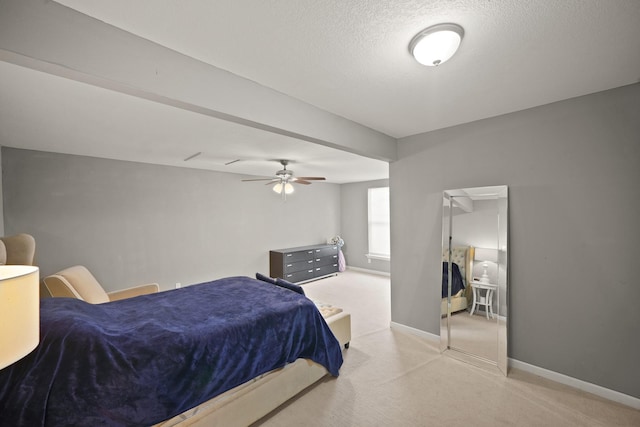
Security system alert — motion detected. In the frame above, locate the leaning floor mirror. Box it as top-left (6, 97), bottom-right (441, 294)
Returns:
top-left (440, 185), bottom-right (508, 375)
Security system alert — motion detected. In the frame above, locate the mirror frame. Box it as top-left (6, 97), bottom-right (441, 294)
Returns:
top-left (440, 185), bottom-right (508, 375)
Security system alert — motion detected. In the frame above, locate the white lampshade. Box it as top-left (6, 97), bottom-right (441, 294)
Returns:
top-left (474, 248), bottom-right (498, 263)
top-left (0, 265), bottom-right (40, 369)
top-left (409, 23), bottom-right (464, 67)
top-left (474, 248), bottom-right (497, 284)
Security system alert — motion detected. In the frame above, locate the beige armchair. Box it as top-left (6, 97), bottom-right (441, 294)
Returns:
top-left (42, 265), bottom-right (159, 304)
top-left (0, 233), bottom-right (36, 266)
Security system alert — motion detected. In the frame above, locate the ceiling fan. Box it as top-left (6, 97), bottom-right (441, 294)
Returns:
top-left (242, 160), bottom-right (326, 198)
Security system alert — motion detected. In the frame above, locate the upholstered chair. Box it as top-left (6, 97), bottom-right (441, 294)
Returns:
top-left (42, 265), bottom-right (159, 304)
top-left (0, 233), bottom-right (36, 266)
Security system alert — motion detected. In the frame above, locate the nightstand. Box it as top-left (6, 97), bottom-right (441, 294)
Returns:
top-left (470, 281), bottom-right (497, 319)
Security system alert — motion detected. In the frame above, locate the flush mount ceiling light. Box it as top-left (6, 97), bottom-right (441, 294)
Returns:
top-left (409, 23), bottom-right (464, 67)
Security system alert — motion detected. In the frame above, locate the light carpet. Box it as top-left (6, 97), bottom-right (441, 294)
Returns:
top-left (253, 270), bottom-right (640, 426)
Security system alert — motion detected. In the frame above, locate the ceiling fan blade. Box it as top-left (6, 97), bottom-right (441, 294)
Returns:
top-left (295, 177), bottom-right (326, 181)
top-left (242, 178), bottom-right (275, 182)
top-left (264, 179), bottom-right (280, 185)
top-left (294, 179), bottom-right (312, 185)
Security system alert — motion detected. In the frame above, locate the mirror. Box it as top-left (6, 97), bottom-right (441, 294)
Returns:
top-left (440, 185), bottom-right (508, 375)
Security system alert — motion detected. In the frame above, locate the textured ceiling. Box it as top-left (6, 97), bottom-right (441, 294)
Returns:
top-left (53, 0), bottom-right (640, 137)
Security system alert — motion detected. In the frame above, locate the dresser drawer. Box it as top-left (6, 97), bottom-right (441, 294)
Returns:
top-left (314, 245), bottom-right (338, 258)
top-left (314, 263), bottom-right (339, 277)
top-left (283, 249), bottom-right (314, 263)
top-left (284, 259), bottom-right (315, 273)
top-left (315, 254), bottom-right (338, 267)
top-left (283, 268), bottom-right (315, 283)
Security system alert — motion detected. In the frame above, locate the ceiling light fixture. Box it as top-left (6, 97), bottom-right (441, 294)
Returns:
top-left (272, 182), bottom-right (294, 195)
top-left (409, 23), bottom-right (464, 67)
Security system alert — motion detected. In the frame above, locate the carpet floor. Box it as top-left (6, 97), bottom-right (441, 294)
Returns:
top-left (253, 269), bottom-right (640, 426)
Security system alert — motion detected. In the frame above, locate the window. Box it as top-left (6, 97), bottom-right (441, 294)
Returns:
top-left (367, 187), bottom-right (390, 260)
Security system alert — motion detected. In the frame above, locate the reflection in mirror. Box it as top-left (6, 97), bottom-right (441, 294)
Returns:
top-left (440, 186), bottom-right (508, 375)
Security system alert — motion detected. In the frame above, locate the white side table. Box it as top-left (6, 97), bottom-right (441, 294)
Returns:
top-left (470, 282), bottom-right (498, 319)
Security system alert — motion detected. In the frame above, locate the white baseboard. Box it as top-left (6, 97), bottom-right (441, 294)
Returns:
top-left (389, 322), bottom-right (640, 410)
top-left (509, 359), bottom-right (640, 410)
top-left (390, 321), bottom-right (439, 344)
top-left (346, 266), bottom-right (391, 277)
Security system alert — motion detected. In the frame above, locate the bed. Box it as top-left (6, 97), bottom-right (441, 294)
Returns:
top-left (0, 275), bottom-right (350, 426)
top-left (441, 246), bottom-right (474, 315)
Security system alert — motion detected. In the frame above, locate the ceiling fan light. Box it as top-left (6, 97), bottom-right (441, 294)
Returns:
top-left (284, 183), bottom-right (294, 194)
top-left (272, 182), bottom-right (283, 194)
top-left (409, 23), bottom-right (464, 67)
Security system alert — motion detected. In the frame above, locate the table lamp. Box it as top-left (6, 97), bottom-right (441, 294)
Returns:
top-left (0, 265), bottom-right (40, 369)
top-left (474, 248), bottom-right (497, 284)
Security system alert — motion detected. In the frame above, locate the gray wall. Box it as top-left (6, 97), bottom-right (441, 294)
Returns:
top-left (340, 179), bottom-right (390, 273)
top-left (2, 148), bottom-right (341, 291)
top-left (391, 83), bottom-right (640, 399)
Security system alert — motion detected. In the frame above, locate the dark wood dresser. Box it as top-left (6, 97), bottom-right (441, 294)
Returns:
top-left (269, 244), bottom-right (339, 283)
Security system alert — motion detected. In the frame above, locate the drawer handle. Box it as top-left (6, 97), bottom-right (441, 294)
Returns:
top-left (286, 274), bottom-right (293, 278)
top-left (316, 259), bottom-right (321, 262)
top-left (308, 260), bottom-right (313, 264)
top-left (333, 264), bottom-right (338, 267)
top-left (308, 270), bottom-right (314, 273)
top-left (316, 249), bottom-right (321, 252)
top-left (286, 254), bottom-right (293, 257)
top-left (332, 255), bottom-right (337, 259)
top-left (307, 251), bottom-right (313, 254)
top-left (286, 264), bottom-right (292, 267)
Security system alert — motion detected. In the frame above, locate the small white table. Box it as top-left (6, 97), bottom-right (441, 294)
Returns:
top-left (470, 281), bottom-right (498, 319)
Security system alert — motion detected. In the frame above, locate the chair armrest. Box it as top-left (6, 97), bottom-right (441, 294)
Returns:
top-left (42, 274), bottom-right (84, 299)
top-left (108, 283), bottom-right (159, 301)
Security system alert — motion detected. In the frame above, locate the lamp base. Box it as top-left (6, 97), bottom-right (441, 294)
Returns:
top-left (480, 263), bottom-right (490, 283)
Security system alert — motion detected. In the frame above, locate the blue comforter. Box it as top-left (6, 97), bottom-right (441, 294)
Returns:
top-left (0, 276), bottom-right (343, 426)
top-left (442, 262), bottom-right (465, 298)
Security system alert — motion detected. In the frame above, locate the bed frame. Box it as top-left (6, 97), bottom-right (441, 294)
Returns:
top-left (156, 309), bottom-right (351, 427)
top-left (441, 246), bottom-right (474, 315)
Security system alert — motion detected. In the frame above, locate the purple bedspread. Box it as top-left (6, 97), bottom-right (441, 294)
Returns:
top-left (0, 276), bottom-right (343, 426)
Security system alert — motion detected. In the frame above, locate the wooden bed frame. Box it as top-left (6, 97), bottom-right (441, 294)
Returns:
top-left (155, 310), bottom-right (351, 427)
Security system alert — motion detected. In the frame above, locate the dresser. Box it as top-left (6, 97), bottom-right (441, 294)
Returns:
top-left (269, 244), bottom-right (339, 283)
